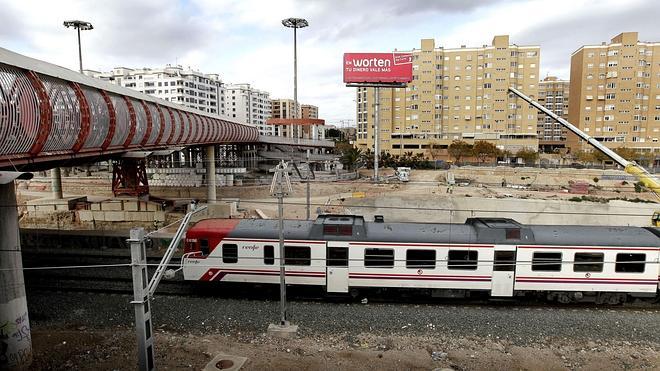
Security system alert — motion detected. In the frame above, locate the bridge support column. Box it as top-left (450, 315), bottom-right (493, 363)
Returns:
top-left (0, 172), bottom-right (34, 369)
top-left (183, 148), bottom-right (191, 168)
top-left (112, 160), bottom-right (149, 197)
top-left (206, 145), bottom-right (216, 204)
top-left (51, 167), bottom-right (63, 199)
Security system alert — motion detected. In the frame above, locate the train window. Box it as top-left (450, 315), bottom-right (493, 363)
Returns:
top-left (406, 250), bottom-right (436, 269)
top-left (327, 246), bottom-right (349, 267)
top-left (447, 250), bottom-right (478, 270)
top-left (264, 245), bottom-right (274, 265)
top-left (494, 251), bottom-right (516, 271)
top-left (615, 253), bottom-right (645, 273)
top-left (284, 246), bottom-right (311, 266)
top-left (573, 252), bottom-right (604, 272)
top-left (505, 228), bottom-right (521, 240)
top-left (532, 252), bottom-right (562, 271)
top-left (364, 248), bottom-right (394, 268)
top-left (324, 225), bottom-right (353, 236)
top-left (222, 244), bottom-right (238, 264)
top-left (199, 239), bottom-right (210, 256)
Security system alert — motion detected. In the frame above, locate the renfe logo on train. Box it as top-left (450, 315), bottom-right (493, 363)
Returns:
top-left (343, 52), bottom-right (413, 83)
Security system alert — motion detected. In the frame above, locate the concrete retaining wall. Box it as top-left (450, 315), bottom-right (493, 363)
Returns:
top-left (344, 196), bottom-right (657, 227)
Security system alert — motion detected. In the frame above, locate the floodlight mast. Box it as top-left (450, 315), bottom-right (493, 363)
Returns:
top-left (63, 20), bottom-right (94, 73)
top-left (281, 17), bottom-right (308, 124)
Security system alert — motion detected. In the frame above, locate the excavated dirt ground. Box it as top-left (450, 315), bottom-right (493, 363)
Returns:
top-left (29, 324), bottom-right (660, 371)
top-left (18, 167), bottom-right (658, 228)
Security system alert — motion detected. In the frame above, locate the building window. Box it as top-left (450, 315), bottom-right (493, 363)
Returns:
top-left (222, 244), bottom-right (238, 264)
top-left (406, 249), bottom-right (436, 269)
top-left (615, 253), bottom-right (645, 273)
top-left (447, 250), bottom-right (478, 270)
top-left (364, 248), bottom-right (394, 268)
top-left (532, 252), bottom-right (562, 271)
top-left (284, 246), bottom-right (311, 266)
top-left (573, 253), bottom-right (604, 272)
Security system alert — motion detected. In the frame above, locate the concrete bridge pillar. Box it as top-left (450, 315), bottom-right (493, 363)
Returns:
top-left (0, 172), bottom-right (33, 369)
top-left (183, 148), bottom-right (191, 168)
top-left (51, 167), bottom-right (63, 199)
top-left (206, 145), bottom-right (216, 204)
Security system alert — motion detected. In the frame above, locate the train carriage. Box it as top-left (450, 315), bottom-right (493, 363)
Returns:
top-left (182, 215), bottom-right (660, 303)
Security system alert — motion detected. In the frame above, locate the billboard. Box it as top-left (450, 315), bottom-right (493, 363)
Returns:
top-left (343, 52), bottom-right (413, 84)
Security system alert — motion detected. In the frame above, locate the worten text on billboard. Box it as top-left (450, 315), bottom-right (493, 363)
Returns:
top-left (343, 52), bottom-right (413, 84)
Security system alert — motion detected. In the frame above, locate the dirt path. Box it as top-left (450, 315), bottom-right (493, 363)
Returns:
top-left (30, 326), bottom-right (660, 370)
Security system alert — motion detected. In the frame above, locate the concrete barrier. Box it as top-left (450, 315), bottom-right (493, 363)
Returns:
top-left (344, 196), bottom-right (657, 227)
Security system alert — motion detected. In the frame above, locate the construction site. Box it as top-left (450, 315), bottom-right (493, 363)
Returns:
top-left (15, 164), bottom-right (659, 232)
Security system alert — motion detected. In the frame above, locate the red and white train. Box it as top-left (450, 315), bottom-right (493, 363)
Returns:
top-left (182, 215), bottom-right (660, 303)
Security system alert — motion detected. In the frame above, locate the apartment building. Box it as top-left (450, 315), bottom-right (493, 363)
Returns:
top-left (301, 104), bottom-right (319, 119)
top-left (269, 99), bottom-right (324, 140)
top-left (85, 65), bottom-right (226, 115)
top-left (355, 35), bottom-right (540, 158)
top-left (271, 98), bottom-right (299, 120)
top-left (225, 83), bottom-right (272, 135)
top-left (537, 76), bottom-right (570, 152)
top-left (567, 32), bottom-right (660, 153)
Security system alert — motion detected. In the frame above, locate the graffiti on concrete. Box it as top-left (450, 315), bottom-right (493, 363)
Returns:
top-left (0, 311), bottom-right (32, 367)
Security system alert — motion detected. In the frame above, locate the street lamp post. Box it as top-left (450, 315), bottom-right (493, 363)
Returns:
top-left (282, 17), bottom-right (311, 218)
top-left (63, 20), bottom-right (94, 73)
top-left (56, 20), bottom-right (93, 200)
top-left (282, 17), bottom-right (308, 128)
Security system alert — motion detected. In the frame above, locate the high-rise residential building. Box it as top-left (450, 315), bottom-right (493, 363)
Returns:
top-left (567, 32), bottom-right (660, 153)
top-left (537, 76), bottom-right (570, 153)
top-left (355, 35), bottom-right (540, 158)
top-left (269, 99), bottom-right (324, 140)
top-left (225, 83), bottom-right (272, 135)
top-left (301, 104), bottom-right (318, 119)
top-left (271, 98), bottom-right (299, 119)
top-left (85, 65), bottom-right (226, 115)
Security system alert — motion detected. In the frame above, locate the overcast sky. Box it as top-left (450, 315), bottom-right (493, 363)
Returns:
top-left (1, 0), bottom-right (658, 125)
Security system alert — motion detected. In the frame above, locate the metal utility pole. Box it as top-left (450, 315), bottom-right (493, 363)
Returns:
top-left (270, 161), bottom-right (292, 325)
top-left (128, 228), bottom-right (154, 371)
top-left (129, 205), bottom-right (207, 371)
top-left (374, 87), bottom-right (380, 182)
top-left (63, 20), bottom-right (93, 73)
top-left (0, 171), bottom-right (34, 369)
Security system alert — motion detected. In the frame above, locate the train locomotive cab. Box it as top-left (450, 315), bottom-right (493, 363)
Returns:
top-left (184, 219), bottom-right (240, 258)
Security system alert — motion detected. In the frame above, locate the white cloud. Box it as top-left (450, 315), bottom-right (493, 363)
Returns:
top-left (1, 0), bottom-right (658, 124)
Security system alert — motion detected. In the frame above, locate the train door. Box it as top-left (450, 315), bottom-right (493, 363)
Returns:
top-left (491, 246), bottom-right (516, 297)
top-left (326, 241), bottom-right (349, 293)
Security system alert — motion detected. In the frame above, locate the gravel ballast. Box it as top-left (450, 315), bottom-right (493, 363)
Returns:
top-left (27, 290), bottom-right (660, 345)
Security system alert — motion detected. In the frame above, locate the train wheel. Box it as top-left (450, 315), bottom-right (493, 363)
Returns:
top-left (557, 293), bottom-right (572, 304)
